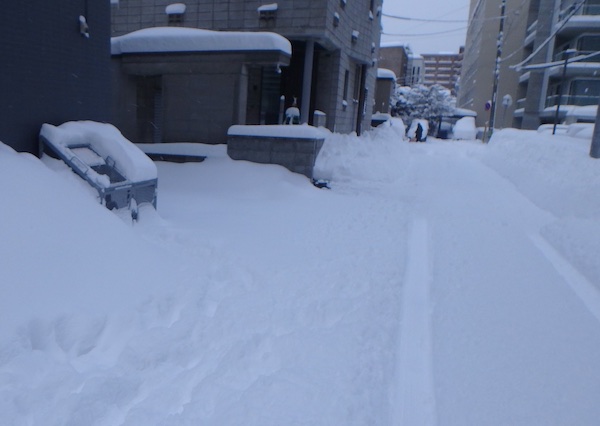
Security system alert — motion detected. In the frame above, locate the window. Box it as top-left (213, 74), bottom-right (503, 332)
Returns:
top-left (343, 70), bottom-right (350, 101)
top-left (353, 64), bottom-right (361, 101)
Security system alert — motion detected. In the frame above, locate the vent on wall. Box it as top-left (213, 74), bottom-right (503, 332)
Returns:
top-left (166, 3), bottom-right (186, 25)
top-left (258, 3), bottom-right (277, 27)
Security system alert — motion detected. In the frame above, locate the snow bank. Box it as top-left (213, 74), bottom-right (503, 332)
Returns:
top-left (111, 27), bottom-right (291, 56)
top-left (0, 143), bottom-right (177, 341)
top-left (314, 118), bottom-right (408, 186)
top-left (485, 128), bottom-right (600, 286)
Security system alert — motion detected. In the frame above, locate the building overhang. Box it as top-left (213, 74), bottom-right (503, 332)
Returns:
top-left (111, 26), bottom-right (292, 59)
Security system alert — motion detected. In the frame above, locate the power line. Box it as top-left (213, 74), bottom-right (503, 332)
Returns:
top-left (382, 12), bottom-right (467, 23)
top-left (382, 27), bottom-right (469, 37)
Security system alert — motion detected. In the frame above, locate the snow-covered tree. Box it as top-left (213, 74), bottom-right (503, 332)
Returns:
top-left (392, 84), bottom-right (456, 133)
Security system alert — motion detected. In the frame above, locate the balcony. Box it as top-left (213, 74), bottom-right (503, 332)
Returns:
top-left (547, 51), bottom-right (600, 79)
top-left (524, 20), bottom-right (537, 47)
top-left (556, 4), bottom-right (600, 36)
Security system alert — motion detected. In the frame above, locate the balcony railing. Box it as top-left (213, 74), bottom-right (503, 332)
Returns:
top-left (559, 3), bottom-right (600, 21)
top-left (545, 94), bottom-right (599, 107)
top-left (552, 50), bottom-right (600, 62)
top-left (516, 94), bottom-right (599, 110)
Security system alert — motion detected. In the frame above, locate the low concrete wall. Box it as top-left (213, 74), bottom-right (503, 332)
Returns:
top-left (227, 133), bottom-right (324, 179)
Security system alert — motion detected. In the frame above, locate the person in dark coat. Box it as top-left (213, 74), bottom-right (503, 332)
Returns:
top-left (415, 122), bottom-right (424, 142)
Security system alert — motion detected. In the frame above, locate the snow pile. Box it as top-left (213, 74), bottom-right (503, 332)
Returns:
top-left (0, 143), bottom-right (179, 341)
top-left (314, 118), bottom-right (408, 186)
top-left (452, 116), bottom-right (476, 140)
top-left (111, 27), bottom-right (291, 56)
top-left (486, 128), bottom-right (600, 286)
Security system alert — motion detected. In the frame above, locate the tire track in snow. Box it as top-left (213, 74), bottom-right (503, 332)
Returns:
top-left (392, 218), bottom-right (437, 425)
top-left (530, 234), bottom-right (600, 324)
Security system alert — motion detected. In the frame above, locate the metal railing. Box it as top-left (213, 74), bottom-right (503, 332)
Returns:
top-left (545, 94), bottom-right (599, 107)
top-left (552, 49), bottom-right (600, 62)
top-left (559, 2), bottom-right (600, 21)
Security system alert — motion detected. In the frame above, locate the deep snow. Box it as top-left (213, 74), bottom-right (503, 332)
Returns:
top-left (1, 125), bottom-right (600, 425)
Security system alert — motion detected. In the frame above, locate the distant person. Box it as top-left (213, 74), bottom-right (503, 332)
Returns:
top-left (415, 122), bottom-right (424, 142)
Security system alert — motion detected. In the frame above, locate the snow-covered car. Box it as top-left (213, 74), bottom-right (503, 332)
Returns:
top-left (452, 117), bottom-right (477, 140)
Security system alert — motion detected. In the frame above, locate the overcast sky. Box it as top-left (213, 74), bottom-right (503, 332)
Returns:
top-left (380, 0), bottom-right (471, 55)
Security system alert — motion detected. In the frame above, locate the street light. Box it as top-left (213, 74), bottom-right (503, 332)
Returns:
top-left (552, 49), bottom-right (577, 135)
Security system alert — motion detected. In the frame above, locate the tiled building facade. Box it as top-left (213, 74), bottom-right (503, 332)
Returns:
top-left (110, 0), bottom-right (382, 142)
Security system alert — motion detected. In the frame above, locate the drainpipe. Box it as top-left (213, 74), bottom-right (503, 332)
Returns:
top-left (301, 40), bottom-right (315, 124)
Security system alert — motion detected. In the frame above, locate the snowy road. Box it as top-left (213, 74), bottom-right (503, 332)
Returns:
top-left (3, 132), bottom-right (600, 425)
top-left (397, 144), bottom-right (600, 425)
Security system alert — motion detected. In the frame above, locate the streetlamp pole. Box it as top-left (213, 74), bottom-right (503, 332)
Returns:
top-left (552, 49), bottom-right (577, 135)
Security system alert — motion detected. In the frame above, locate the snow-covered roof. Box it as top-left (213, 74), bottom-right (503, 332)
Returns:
top-left (228, 124), bottom-right (330, 139)
top-left (377, 68), bottom-right (397, 80)
top-left (111, 27), bottom-right (291, 56)
top-left (380, 41), bottom-right (408, 49)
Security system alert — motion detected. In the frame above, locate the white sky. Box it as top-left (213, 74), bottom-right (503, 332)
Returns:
top-left (381, 0), bottom-right (471, 55)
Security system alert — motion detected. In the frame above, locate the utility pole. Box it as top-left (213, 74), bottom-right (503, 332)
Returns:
top-left (591, 97), bottom-right (600, 158)
top-left (552, 49), bottom-right (577, 135)
top-left (487, 0), bottom-right (507, 140)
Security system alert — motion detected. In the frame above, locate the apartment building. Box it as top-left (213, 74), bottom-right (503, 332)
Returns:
top-left (458, 0), bottom-right (529, 128)
top-left (110, 0), bottom-right (382, 143)
top-left (378, 42), bottom-right (409, 85)
top-left (517, 0), bottom-right (600, 128)
top-left (459, 0), bottom-right (600, 130)
top-left (422, 49), bottom-right (463, 93)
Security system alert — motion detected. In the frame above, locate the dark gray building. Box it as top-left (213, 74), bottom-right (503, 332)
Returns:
top-left (0, 1), bottom-right (112, 154)
top-left (110, 0), bottom-right (382, 143)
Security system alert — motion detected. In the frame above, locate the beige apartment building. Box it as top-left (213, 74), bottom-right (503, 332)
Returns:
top-left (458, 0), bottom-right (530, 129)
top-left (422, 49), bottom-right (463, 93)
top-left (459, 0), bottom-right (600, 130)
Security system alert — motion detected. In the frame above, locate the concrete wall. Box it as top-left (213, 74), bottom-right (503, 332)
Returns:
top-left (227, 134), bottom-right (324, 178)
top-left (1, 1), bottom-right (111, 154)
top-left (112, 51), bottom-right (288, 144)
